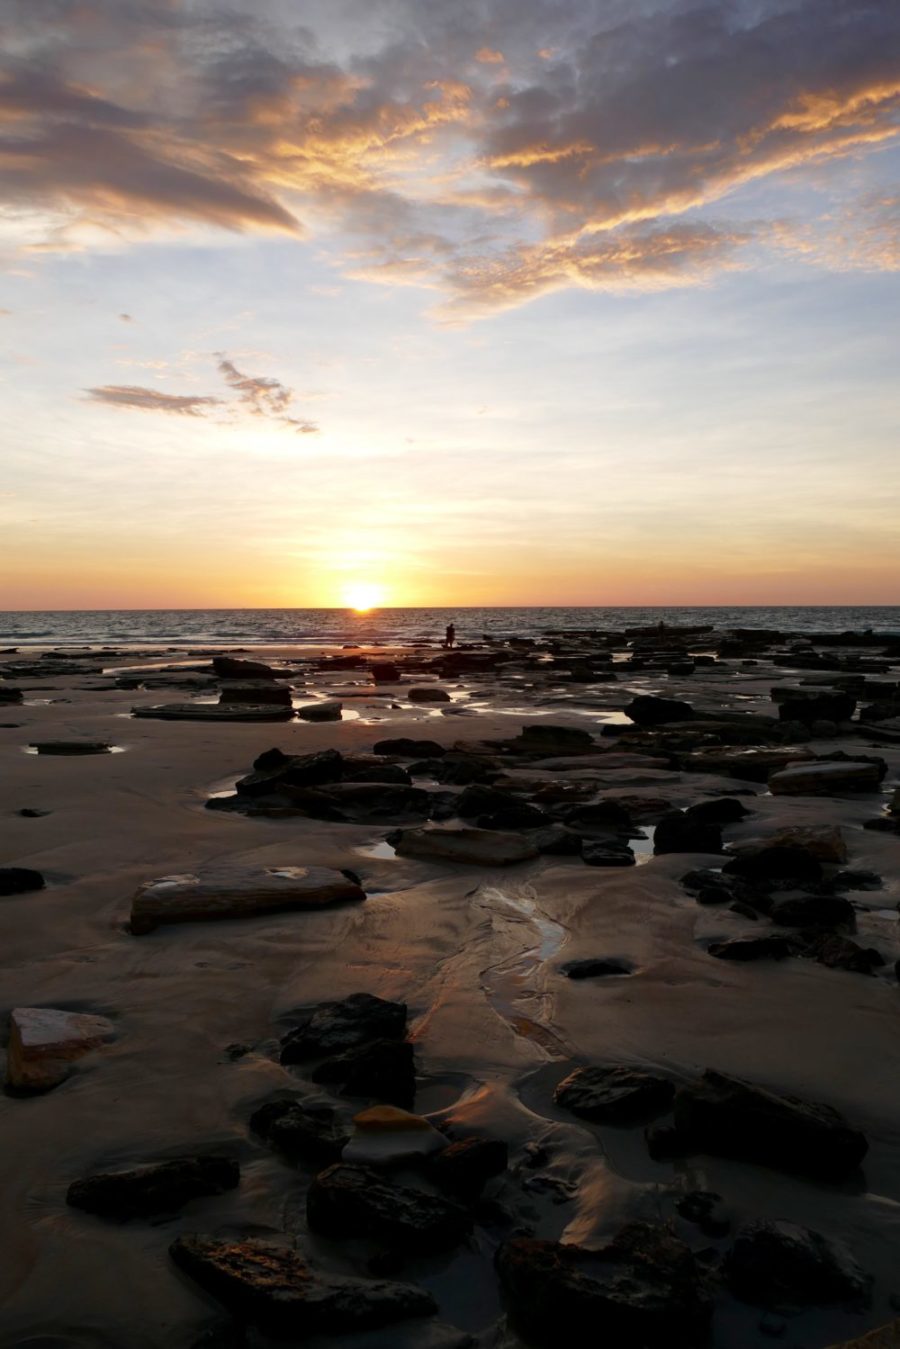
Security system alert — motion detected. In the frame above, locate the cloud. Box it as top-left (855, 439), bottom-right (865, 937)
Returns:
top-left (85, 385), bottom-right (221, 415)
top-left (4, 0), bottom-right (900, 310)
top-left (84, 354), bottom-right (319, 432)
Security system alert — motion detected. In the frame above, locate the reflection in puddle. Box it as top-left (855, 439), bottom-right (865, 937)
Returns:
top-left (631, 826), bottom-right (656, 862)
top-left (357, 839), bottom-right (398, 861)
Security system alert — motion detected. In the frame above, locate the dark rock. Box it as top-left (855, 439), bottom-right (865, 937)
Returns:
top-left (295, 699), bottom-right (342, 722)
top-left (654, 812), bottom-right (723, 855)
top-left (528, 824), bottom-right (585, 855)
top-left (279, 993), bottom-right (407, 1062)
top-left (669, 1069), bottom-right (868, 1180)
top-left (515, 724), bottom-right (594, 753)
top-left (0, 686), bottom-right (23, 703)
top-left (212, 656), bottom-right (278, 679)
top-left (219, 682), bottom-right (293, 706)
top-left (723, 846), bottom-right (822, 886)
top-left (17, 808), bottom-right (51, 818)
top-left (685, 798), bottom-right (749, 825)
top-left (456, 785), bottom-right (522, 818)
top-left (559, 958), bottom-right (633, 980)
top-left (307, 1164), bottom-right (470, 1252)
top-left (675, 1191), bottom-right (730, 1237)
top-left (767, 893), bottom-right (855, 929)
top-left (408, 686), bottom-right (451, 702)
top-left (249, 1098), bottom-right (349, 1165)
top-left (0, 867), bottom-right (45, 896)
top-left (554, 1065), bottom-right (675, 1123)
top-left (563, 800), bottom-right (632, 831)
top-left (237, 749), bottom-right (345, 794)
top-left (170, 1234), bottom-right (436, 1336)
top-left (350, 763), bottom-right (412, 785)
top-left (374, 738), bottom-right (446, 758)
top-left (428, 1137), bottom-right (509, 1201)
top-left (495, 1223), bottom-right (712, 1348)
top-left (802, 933), bottom-right (885, 975)
top-left (67, 1156), bottom-right (239, 1219)
top-left (28, 741), bottom-right (112, 755)
top-left (726, 1220), bottom-right (868, 1308)
top-left (478, 803), bottom-right (550, 830)
top-left (582, 841), bottom-right (636, 867)
top-left (708, 936), bottom-right (798, 963)
top-left (311, 1039), bottom-right (416, 1109)
top-left (832, 869), bottom-right (883, 892)
top-left (626, 695), bottom-right (695, 727)
top-left (774, 692), bottom-right (857, 723)
top-left (370, 663), bottom-right (401, 683)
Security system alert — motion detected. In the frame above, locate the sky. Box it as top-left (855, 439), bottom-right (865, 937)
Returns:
top-left (1, 0), bottom-right (899, 609)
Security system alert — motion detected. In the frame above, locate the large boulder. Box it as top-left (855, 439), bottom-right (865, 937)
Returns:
top-left (626, 696), bottom-right (695, 727)
top-left (280, 993), bottom-right (407, 1061)
top-left (555, 1066), bottom-right (674, 1123)
top-left (130, 866), bottom-right (365, 934)
top-left (726, 1220), bottom-right (868, 1307)
top-left (370, 663), bottom-right (401, 683)
top-left (6, 1007), bottom-right (115, 1092)
top-left (67, 1156), bottom-right (238, 1219)
top-left (28, 740), bottom-right (113, 754)
top-left (390, 826), bottom-right (539, 865)
top-left (235, 749), bottom-right (345, 794)
top-left (496, 1223), bottom-right (712, 1348)
top-left (307, 1164), bottom-right (470, 1252)
top-left (170, 1235), bottom-right (435, 1336)
top-left (658, 1069), bottom-right (868, 1180)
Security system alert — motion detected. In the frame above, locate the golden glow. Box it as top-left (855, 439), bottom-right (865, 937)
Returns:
top-left (342, 581), bottom-right (386, 612)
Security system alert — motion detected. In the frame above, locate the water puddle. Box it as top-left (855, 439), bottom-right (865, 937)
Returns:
top-left (356, 839), bottom-right (398, 861)
top-left (631, 826), bottom-right (656, 862)
top-left (476, 884), bottom-right (571, 1058)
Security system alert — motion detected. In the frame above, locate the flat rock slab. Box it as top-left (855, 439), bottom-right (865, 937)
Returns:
top-left (408, 687), bottom-right (451, 702)
top-left (67, 1155), bottom-right (239, 1219)
top-left (390, 827), bottom-right (539, 865)
top-left (28, 741), bottom-right (112, 754)
top-left (770, 761), bottom-right (884, 795)
top-left (7, 1007), bottom-right (115, 1092)
top-left (131, 866), bottom-right (365, 934)
top-left (170, 1235), bottom-right (436, 1337)
top-left (296, 700), bottom-right (343, 722)
top-left (555, 1065), bottom-right (675, 1123)
top-left (132, 703), bottom-right (294, 721)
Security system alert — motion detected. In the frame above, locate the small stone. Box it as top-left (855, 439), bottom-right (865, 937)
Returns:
top-left (559, 957), bottom-right (633, 979)
top-left (29, 741), bottom-right (112, 755)
top-left (0, 867), bottom-right (45, 896)
top-left (344, 1106), bottom-right (447, 1165)
top-left (250, 1097), bottom-right (349, 1165)
top-left (407, 687), bottom-right (451, 702)
top-left (708, 935), bottom-right (797, 962)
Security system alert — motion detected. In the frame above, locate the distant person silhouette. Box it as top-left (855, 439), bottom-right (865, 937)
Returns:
top-left (445, 622), bottom-right (456, 649)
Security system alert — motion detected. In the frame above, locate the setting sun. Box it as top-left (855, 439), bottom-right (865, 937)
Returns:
top-left (342, 582), bottom-right (386, 612)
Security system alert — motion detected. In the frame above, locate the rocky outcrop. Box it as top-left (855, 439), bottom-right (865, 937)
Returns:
top-left (130, 866), bottom-right (365, 934)
top-left (170, 1235), bottom-right (436, 1336)
top-left (67, 1156), bottom-right (239, 1219)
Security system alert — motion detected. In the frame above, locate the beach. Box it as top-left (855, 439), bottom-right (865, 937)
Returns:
top-left (1, 628), bottom-right (899, 1348)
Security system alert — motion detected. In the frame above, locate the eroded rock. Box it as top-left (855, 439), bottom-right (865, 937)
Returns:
top-left (131, 866), bottom-right (365, 934)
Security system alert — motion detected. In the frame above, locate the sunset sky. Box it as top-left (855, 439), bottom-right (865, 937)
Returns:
top-left (2, 0), bottom-right (899, 609)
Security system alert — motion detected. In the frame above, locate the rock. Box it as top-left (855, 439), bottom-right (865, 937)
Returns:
top-left (133, 702), bottom-right (294, 721)
top-left (299, 782), bottom-right (431, 822)
top-left (66, 1156), bottom-right (239, 1219)
top-left (235, 749), bottom-right (346, 794)
top-left (170, 1235), bottom-right (436, 1336)
top-left (626, 695), bottom-right (695, 727)
top-left (456, 785), bottom-right (523, 818)
top-left (311, 1039), bottom-right (416, 1109)
top-left (513, 724), bottom-right (595, 754)
top-left (219, 681), bottom-right (293, 706)
top-left (708, 936), bottom-right (798, 962)
top-left (666, 1069), bottom-right (868, 1180)
top-left (344, 1105), bottom-right (447, 1166)
top-left (427, 1137), bottom-right (508, 1201)
top-left (307, 1164), bottom-right (470, 1252)
top-left (28, 740), bottom-right (112, 754)
top-left (740, 826), bottom-right (848, 865)
top-left (0, 685), bottom-right (23, 703)
top-left (770, 761), bottom-right (885, 795)
top-left (772, 690), bottom-right (857, 723)
top-left (723, 846), bottom-right (822, 885)
top-left (654, 812), bottom-right (723, 854)
top-left (295, 699), bottom-right (342, 722)
top-left (832, 869), bottom-right (882, 892)
top-left (767, 893), bottom-right (855, 929)
top-left (390, 826), bottom-right (539, 865)
top-left (280, 993), bottom-right (407, 1061)
top-left (370, 663), bottom-right (401, 683)
top-left (825, 1321), bottom-right (900, 1348)
top-left (675, 1190), bottom-right (730, 1237)
top-left (131, 866), bottom-right (365, 934)
top-left (479, 803), bottom-right (550, 830)
top-left (374, 738), bottom-right (446, 757)
top-left (408, 687), bottom-right (451, 702)
top-left (563, 800), bottom-right (633, 831)
top-left (212, 656), bottom-right (278, 679)
top-left (350, 763), bottom-right (412, 785)
top-left (496, 1223), bottom-right (712, 1348)
top-left (528, 824), bottom-right (585, 854)
top-left (726, 1220), bottom-right (868, 1307)
top-left (802, 933), bottom-right (885, 974)
top-left (0, 867), bottom-right (45, 896)
top-left (685, 798), bottom-right (749, 824)
top-left (17, 808), bottom-right (51, 818)
top-left (554, 1065), bottom-right (675, 1123)
top-left (559, 958), bottom-right (633, 979)
top-left (6, 1007), bottom-right (115, 1092)
top-left (581, 841), bottom-right (636, 867)
top-left (249, 1098), bottom-right (349, 1165)
top-left (685, 747), bottom-right (816, 782)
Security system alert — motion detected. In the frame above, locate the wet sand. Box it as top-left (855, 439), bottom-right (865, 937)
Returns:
top-left (1, 636), bottom-right (899, 1348)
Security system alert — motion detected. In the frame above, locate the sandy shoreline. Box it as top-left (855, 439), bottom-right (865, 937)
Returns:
top-left (1, 634), bottom-right (899, 1348)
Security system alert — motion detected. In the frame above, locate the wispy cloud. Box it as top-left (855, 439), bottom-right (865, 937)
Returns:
top-left (84, 385), bottom-right (221, 416)
top-left (215, 355), bottom-right (316, 431)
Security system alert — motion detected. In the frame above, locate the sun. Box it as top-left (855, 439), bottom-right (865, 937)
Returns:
top-left (342, 581), bottom-right (385, 612)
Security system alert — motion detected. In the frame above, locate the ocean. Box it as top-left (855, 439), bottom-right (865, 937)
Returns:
top-left (1, 606), bottom-right (899, 647)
